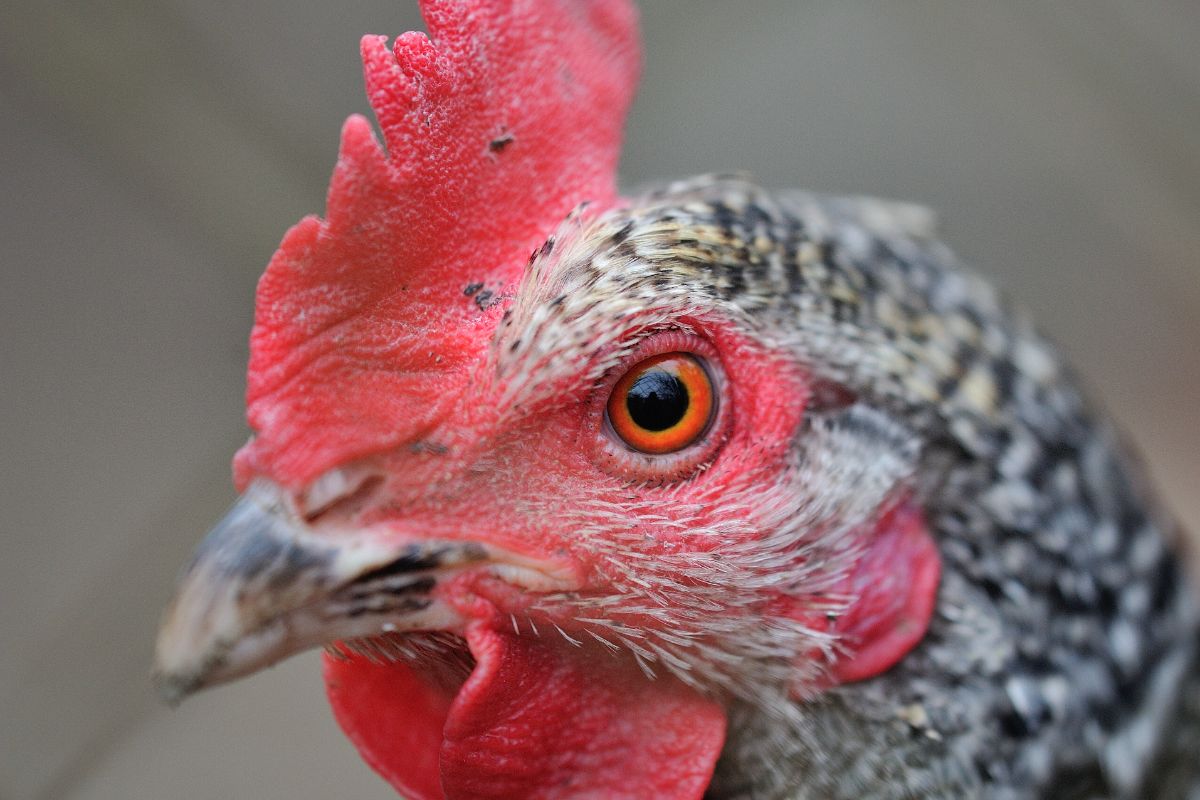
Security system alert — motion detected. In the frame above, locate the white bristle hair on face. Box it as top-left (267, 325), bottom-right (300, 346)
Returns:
top-left (473, 191), bottom-right (928, 718)
top-left (489, 204), bottom-right (731, 417)
top-left (523, 401), bottom-right (922, 716)
top-left (329, 631), bottom-right (475, 684)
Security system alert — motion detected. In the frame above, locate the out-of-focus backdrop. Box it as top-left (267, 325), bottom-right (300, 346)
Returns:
top-left (2, 2), bottom-right (1197, 798)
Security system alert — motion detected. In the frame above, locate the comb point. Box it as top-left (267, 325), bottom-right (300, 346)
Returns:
top-left (241, 0), bottom-right (642, 486)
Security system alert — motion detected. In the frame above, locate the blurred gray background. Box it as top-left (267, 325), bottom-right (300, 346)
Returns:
top-left (2, 2), bottom-right (1198, 798)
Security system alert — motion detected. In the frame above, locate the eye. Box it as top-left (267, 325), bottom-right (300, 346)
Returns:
top-left (606, 352), bottom-right (715, 453)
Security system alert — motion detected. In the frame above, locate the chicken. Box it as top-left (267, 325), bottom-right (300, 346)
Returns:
top-left (153, 1), bottom-right (1200, 798)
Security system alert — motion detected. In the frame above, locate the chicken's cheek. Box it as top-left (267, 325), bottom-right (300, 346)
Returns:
top-left (323, 626), bottom-right (727, 800)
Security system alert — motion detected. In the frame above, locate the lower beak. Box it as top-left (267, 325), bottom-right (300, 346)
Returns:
top-left (153, 483), bottom-right (485, 704)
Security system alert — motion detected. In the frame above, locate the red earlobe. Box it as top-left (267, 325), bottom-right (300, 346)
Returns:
top-left (793, 502), bottom-right (941, 693)
top-left (829, 503), bottom-right (941, 684)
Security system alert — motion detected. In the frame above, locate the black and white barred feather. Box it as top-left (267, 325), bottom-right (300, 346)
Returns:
top-left (519, 175), bottom-right (1200, 799)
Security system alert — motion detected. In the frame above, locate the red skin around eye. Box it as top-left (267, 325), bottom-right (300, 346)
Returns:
top-left (608, 353), bottom-right (714, 454)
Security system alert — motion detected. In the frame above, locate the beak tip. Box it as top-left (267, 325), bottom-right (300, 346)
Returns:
top-left (152, 667), bottom-right (198, 707)
top-left (152, 616), bottom-right (212, 706)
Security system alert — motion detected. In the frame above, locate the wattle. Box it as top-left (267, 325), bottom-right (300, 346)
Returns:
top-left (323, 623), bottom-right (727, 800)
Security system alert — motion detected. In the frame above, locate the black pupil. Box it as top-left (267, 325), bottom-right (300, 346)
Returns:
top-left (626, 370), bottom-right (689, 431)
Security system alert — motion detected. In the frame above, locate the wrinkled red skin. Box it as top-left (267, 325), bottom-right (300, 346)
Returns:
top-left (234, 0), bottom-right (640, 489)
top-left (233, 0), bottom-right (941, 797)
top-left (326, 624), bottom-right (727, 800)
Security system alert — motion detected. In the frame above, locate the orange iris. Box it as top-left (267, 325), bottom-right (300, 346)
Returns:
top-left (607, 352), bottom-right (715, 454)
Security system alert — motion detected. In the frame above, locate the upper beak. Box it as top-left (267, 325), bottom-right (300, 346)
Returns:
top-left (153, 482), bottom-right (486, 704)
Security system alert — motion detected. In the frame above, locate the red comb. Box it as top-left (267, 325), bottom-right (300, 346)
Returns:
top-left (235, 0), bottom-right (641, 487)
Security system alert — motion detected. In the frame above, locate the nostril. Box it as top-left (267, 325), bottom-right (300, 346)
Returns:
top-left (301, 469), bottom-right (384, 523)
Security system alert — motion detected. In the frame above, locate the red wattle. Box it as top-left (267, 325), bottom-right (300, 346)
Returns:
top-left (442, 625), bottom-right (725, 800)
top-left (323, 626), bottom-right (727, 800)
top-left (324, 654), bottom-right (455, 800)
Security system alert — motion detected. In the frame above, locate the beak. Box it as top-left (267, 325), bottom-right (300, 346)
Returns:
top-left (153, 482), bottom-right (487, 704)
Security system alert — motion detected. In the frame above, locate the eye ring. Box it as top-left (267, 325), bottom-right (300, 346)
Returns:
top-left (588, 329), bottom-right (731, 482)
top-left (606, 352), bottom-right (715, 454)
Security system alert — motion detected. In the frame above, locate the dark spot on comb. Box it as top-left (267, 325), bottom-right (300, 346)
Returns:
top-left (488, 132), bottom-right (514, 153)
top-left (558, 65), bottom-right (576, 93)
top-left (464, 282), bottom-right (484, 297)
top-left (475, 290), bottom-right (497, 310)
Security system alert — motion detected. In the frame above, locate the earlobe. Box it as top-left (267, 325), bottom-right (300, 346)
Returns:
top-left (792, 502), bottom-right (941, 694)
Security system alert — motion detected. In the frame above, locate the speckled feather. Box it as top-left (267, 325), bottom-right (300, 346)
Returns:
top-left (488, 174), bottom-right (1200, 799)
